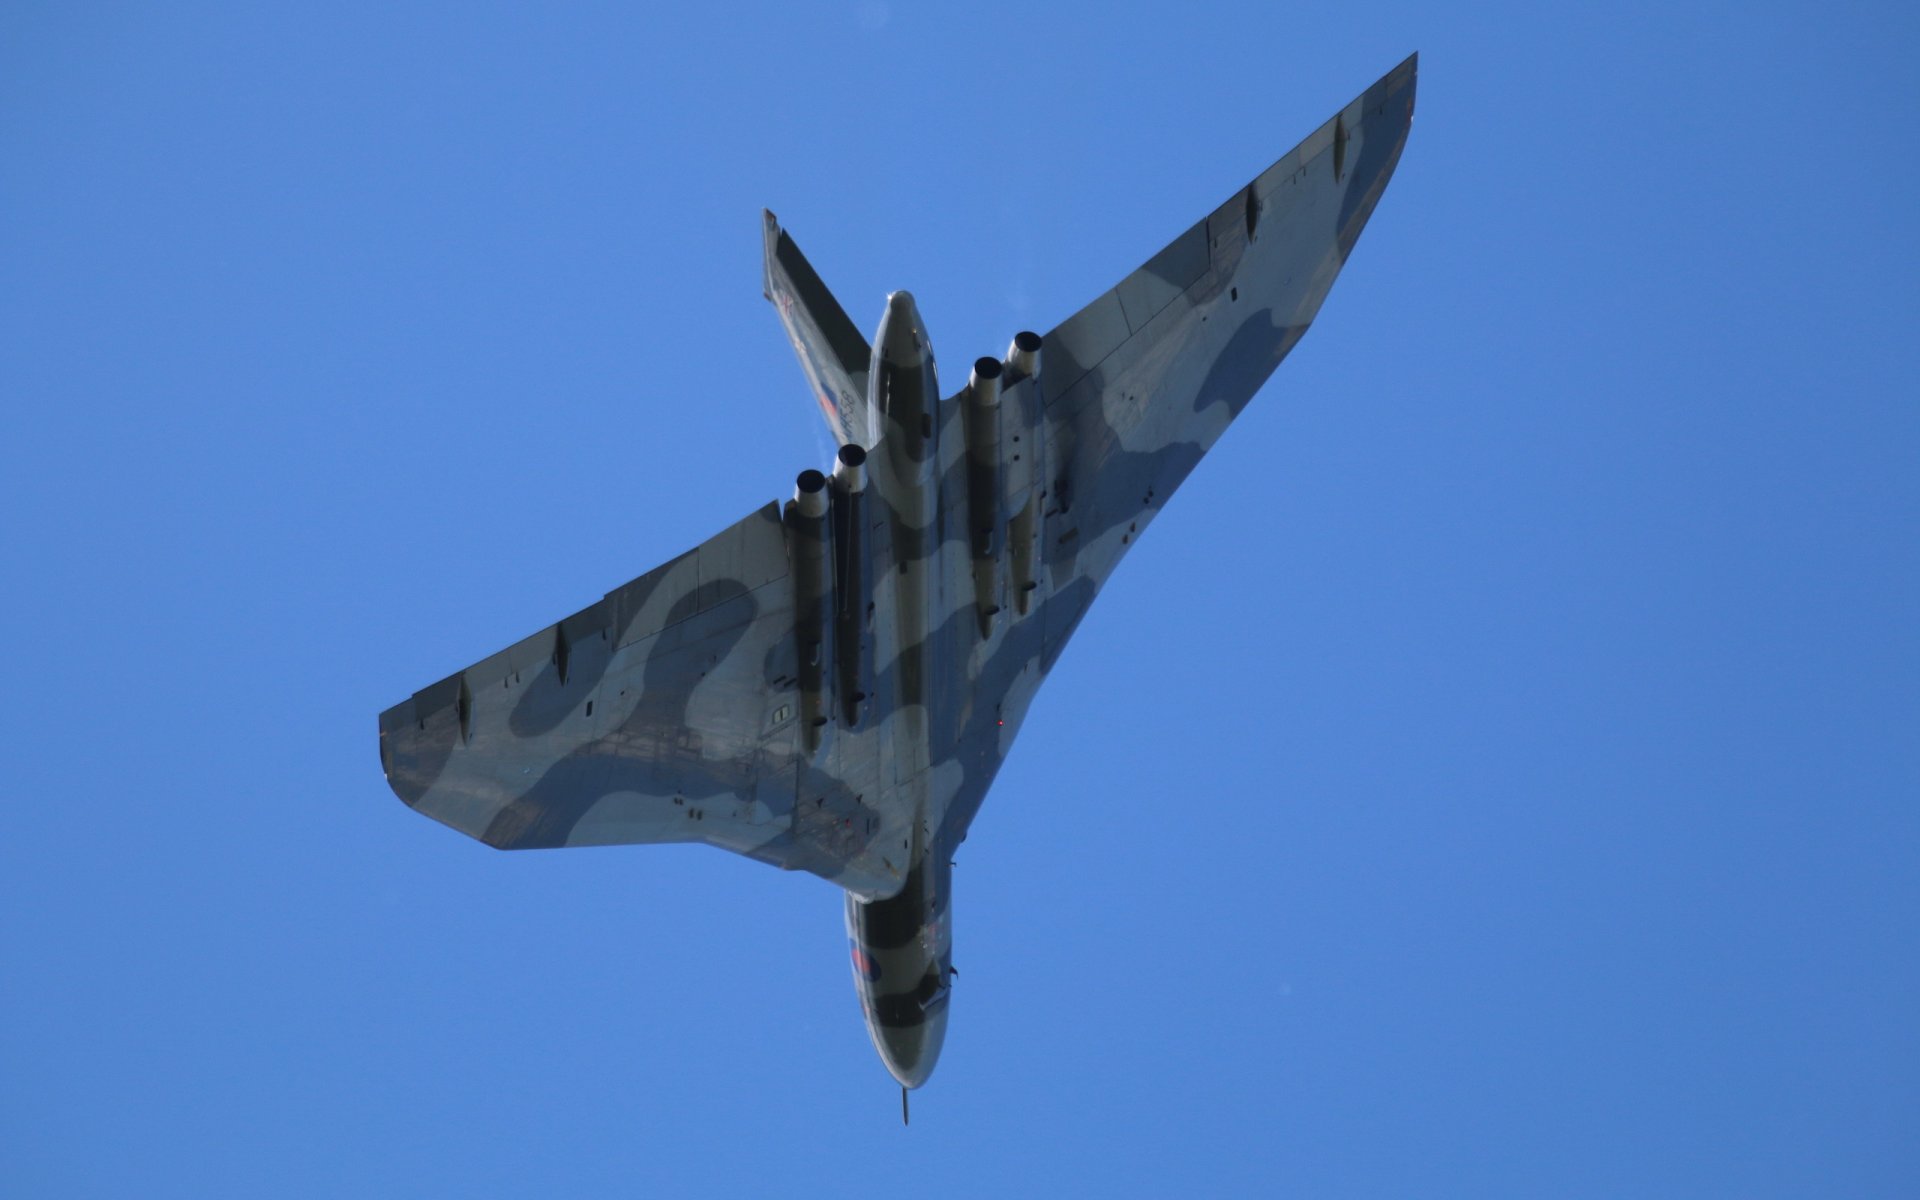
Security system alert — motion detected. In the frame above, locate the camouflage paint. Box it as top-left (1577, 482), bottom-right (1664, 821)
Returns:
top-left (378, 55), bottom-right (1418, 1090)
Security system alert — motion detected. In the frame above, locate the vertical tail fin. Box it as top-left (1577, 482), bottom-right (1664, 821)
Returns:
top-left (762, 210), bottom-right (871, 448)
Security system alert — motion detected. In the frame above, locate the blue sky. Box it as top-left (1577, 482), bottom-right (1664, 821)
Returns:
top-left (4, 3), bottom-right (1915, 1196)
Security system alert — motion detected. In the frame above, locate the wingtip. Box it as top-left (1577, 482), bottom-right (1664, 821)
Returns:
top-left (1375, 52), bottom-right (1419, 121)
top-left (1388, 51), bottom-right (1418, 89)
top-left (762, 209), bottom-right (782, 300)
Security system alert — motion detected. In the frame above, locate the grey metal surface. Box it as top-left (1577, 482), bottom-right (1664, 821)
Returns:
top-left (378, 54), bottom-right (1417, 1089)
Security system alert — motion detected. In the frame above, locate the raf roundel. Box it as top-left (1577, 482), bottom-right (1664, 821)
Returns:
top-left (850, 942), bottom-right (884, 983)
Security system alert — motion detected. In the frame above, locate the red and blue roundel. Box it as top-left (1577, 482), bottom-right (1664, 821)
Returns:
top-left (849, 942), bottom-right (882, 983)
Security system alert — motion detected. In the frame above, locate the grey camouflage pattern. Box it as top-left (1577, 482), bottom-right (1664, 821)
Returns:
top-left (378, 55), bottom-right (1417, 1090)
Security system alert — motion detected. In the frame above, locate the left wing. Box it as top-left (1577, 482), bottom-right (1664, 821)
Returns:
top-left (1033, 55), bottom-right (1416, 615)
top-left (378, 502), bottom-right (894, 894)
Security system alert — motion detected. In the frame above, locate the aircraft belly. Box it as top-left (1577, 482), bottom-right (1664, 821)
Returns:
top-left (380, 55), bottom-right (1416, 1093)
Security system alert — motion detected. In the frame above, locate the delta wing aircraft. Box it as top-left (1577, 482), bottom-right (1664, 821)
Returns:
top-left (379, 56), bottom-right (1416, 1110)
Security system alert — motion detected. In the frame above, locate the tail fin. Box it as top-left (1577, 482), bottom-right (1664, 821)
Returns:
top-left (762, 210), bottom-right (871, 448)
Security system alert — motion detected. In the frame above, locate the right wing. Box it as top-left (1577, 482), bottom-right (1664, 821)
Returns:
top-left (1034, 55), bottom-right (1417, 620)
top-left (378, 502), bottom-right (895, 894)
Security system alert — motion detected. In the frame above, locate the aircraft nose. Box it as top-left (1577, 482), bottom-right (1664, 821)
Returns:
top-left (876, 1005), bottom-right (948, 1090)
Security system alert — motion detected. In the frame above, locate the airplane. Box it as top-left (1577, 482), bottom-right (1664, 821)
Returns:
top-left (378, 55), bottom-right (1417, 1119)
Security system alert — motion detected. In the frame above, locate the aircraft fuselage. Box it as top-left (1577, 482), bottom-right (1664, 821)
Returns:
top-left (846, 826), bottom-right (953, 1088)
top-left (848, 291), bottom-right (955, 1087)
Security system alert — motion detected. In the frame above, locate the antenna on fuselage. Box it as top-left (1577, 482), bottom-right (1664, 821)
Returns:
top-left (902, 1086), bottom-right (910, 1126)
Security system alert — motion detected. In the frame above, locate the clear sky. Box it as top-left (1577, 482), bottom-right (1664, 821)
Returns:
top-left (4, 3), bottom-right (1915, 1196)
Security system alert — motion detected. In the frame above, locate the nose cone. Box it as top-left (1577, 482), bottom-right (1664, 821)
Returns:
top-left (874, 1003), bottom-right (948, 1090)
top-left (876, 290), bottom-right (927, 368)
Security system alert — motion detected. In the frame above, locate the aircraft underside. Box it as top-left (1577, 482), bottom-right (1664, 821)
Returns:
top-left (378, 55), bottom-right (1417, 1100)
